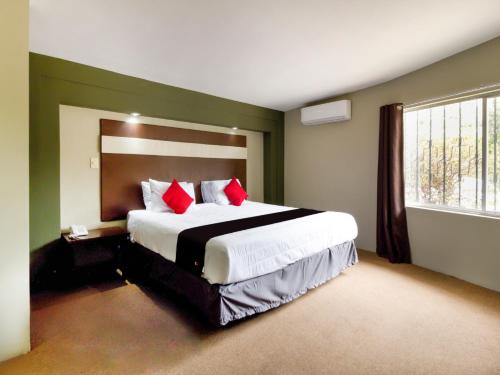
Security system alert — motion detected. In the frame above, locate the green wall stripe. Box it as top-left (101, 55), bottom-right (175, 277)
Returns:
top-left (29, 53), bottom-right (284, 253)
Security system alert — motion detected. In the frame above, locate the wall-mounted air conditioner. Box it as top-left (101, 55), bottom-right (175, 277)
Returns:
top-left (300, 100), bottom-right (351, 126)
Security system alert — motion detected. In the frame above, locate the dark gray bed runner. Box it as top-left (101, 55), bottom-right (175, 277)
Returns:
top-left (176, 208), bottom-right (322, 276)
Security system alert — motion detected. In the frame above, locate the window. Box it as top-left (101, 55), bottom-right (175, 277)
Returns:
top-left (404, 94), bottom-right (500, 215)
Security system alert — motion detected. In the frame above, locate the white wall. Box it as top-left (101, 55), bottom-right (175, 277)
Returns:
top-left (285, 37), bottom-right (500, 292)
top-left (407, 207), bottom-right (500, 291)
top-left (59, 105), bottom-right (264, 231)
top-left (0, 0), bottom-right (30, 362)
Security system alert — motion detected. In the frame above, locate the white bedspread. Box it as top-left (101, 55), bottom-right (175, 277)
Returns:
top-left (127, 201), bottom-right (358, 285)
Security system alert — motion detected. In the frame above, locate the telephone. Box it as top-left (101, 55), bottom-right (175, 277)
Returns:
top-left (70, 224), bottom-right (88, 238)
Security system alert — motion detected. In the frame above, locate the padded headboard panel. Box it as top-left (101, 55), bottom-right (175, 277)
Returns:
top-left (100, 119), bottom-right (247, 221)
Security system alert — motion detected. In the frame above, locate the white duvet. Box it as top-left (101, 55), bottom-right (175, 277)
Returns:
top-left (127, 201), bottom-right (358, 285)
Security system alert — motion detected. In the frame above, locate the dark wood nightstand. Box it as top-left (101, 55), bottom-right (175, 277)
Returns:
top-left (60, 226), bottom-right (129, 283)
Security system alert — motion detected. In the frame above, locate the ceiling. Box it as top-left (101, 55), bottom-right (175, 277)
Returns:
top-left (29, 0), bottom-right (500, 111)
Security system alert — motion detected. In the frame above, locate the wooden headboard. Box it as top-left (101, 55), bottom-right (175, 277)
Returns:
top-left (100, 119), bottom-right (247, 221)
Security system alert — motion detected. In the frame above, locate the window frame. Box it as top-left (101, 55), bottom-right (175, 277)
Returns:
top-left (403, 90), bottom-right (500, 218)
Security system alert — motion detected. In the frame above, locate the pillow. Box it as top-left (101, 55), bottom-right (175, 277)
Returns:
top-left (141, 181), bottom-right (152, 210)
top-left (149, 179), bottom-right (196, 212)
top-left (162, 179), bottom-right (194, 214)
top-left (201, 179), bottom-right (241, 205)
top-left (223, 177), bottom-right (248, 206)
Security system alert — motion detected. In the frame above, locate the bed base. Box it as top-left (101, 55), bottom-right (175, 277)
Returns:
top-left (121, 241), bottom-right (358, 326)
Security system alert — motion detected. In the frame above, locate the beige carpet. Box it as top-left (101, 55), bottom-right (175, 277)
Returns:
top-left (1, 250), bottom-right (499, 375)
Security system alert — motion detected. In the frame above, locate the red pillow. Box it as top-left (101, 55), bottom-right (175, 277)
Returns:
top-left (162, 179), bottom-right (194, 214)
top-left (224, 177), bottom-right (248, 206)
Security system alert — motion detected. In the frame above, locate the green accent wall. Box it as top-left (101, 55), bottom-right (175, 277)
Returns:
top-left (30, 53), bottom-right (284, 254)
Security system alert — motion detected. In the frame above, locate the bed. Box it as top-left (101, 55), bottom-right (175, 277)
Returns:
top-left (124, 201), bottom-right (358, 326)
top-left (100, 119), bottom-right (358, 326)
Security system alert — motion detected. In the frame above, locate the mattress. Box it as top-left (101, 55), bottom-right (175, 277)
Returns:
top-left (127, 201), bottom-right (358, 284)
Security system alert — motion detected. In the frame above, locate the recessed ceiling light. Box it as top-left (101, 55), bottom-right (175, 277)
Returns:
top-left (126, 117), bottom-right (139, 124)
top-left (131, 112), bottom-right (140, 117)
top-left (232, 127), bottom-right (238, 130)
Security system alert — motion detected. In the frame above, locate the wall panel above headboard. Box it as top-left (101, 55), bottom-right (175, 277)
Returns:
top-left (100, 119), bottom-right (247, 221)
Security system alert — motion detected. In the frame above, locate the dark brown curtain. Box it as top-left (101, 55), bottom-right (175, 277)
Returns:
top-left (376, 103), bottom-right (412, 263)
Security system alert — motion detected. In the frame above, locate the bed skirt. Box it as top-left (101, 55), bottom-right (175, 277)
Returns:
top-left (121, 240), bottom-right (358, 326)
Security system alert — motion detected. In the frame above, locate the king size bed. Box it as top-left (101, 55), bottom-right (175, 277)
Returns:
top-left (123, 201), bottom-right (358, 326)
top-left (100, 118), bottom-right (358, 326)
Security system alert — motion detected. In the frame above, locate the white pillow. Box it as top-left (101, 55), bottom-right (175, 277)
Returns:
top-left (185, 183), bottom-right (196, 202)
top-left (201, 179), bottom-right (242, 205)
top-left (141, 181), bottom-right (152, 210)
top-left (149, 179), bottom-right (196, 212)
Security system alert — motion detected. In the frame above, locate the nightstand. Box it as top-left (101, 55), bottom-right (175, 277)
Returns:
top-left (60, 226), bottom-right (129, 283)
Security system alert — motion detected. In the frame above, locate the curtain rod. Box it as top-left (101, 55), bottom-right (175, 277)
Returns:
top-left (404, 82), bottom-right (500, 109)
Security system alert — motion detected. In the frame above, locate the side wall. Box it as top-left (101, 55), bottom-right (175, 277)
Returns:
top-left (285, 36), bottom-right (500, 291)
top-left (0, 0), bottom-right (30, 361)
top-left (30, 53), bottom-right (283, 278)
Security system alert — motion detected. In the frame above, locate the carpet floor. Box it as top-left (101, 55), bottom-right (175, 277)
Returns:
top-left (1, 250), bottom-right (499, 375)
